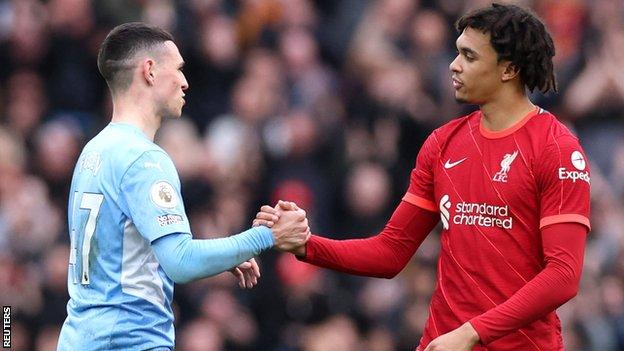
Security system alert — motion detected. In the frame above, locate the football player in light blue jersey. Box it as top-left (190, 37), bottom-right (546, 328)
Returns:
top-left (57, 23), bottom-right (310, 351)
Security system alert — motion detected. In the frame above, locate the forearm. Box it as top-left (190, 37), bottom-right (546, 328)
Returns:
top-left (300, 202), bottom-right (438, 278)
top-left (470, 223), bottom-right (587, 344)
top-left (152, 227), bottom-right (274, 284)
top-left (301, 234), bottom-right (418, 278)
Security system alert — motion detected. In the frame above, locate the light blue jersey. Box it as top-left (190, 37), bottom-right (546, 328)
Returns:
top-left (58, 123), bottom-right (191, 350)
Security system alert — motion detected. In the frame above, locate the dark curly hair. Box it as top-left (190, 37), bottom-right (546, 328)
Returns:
top-left (456, 3), bottom-right (557, 94)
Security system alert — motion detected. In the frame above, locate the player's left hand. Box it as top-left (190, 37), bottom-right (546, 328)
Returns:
top-left (230, 258), bottom-right (260, 289)
top-left (424, 322), bottom-right (480, 351)
top-left (252, 201), bottom-right (301, 228)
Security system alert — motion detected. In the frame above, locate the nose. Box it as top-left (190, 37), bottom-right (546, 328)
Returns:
top-left (449, 55), bottom-right (461, 73)
top-left (181, 74), bottom-right (189, 91)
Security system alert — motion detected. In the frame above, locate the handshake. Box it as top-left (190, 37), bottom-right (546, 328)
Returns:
top-left (252, 200), bottom-right (310, 256)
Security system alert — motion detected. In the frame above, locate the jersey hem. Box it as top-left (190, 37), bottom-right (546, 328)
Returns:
top-left (402, 193), bottom-right (437, 212)
top-left (540, 214), bottom-right (590, 231)
top-left (468, 317), bottom-right (491, 345)
top-left (299, 235), bottom-right (318, 262)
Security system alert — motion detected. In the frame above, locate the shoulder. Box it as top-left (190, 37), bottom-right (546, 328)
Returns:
top-left (426, 110), bottom-right (480, 148)
top-left (527, 111), bottom-right (589, 179)
top-left (125, 148), bottom-right (176, 177)
top-left (93, 126), bottom-right (176, 178)
top-left (106, 127), bottom-right (171, 168)
top-left (528, 110), bottom-right (582, 149)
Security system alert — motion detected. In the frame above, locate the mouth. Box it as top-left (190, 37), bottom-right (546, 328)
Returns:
top-left (452, 77), bottom-right (463, 90)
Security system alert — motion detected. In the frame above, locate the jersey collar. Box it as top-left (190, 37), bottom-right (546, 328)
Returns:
top-left (109, 122), bottom-right (150, 141)
top-left (479, 106), bottom-right (541, 139)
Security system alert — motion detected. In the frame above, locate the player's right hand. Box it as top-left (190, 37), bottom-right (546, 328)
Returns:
top-left (255, 201), bottom-right (310, 252)
top-left (229, 258), bottom-right (260, 289)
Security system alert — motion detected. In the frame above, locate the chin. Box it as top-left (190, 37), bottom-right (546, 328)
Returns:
top-left (162, 111), bottom-right (182, 120)
top-left (171, 106), bottom-right (184, 118)
top-left (454, 93), bottom-right (468, 104)
top-left (454, 92), bottom-right (479, 105)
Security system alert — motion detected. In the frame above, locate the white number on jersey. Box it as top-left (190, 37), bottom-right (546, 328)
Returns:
top-left (69, 192), bottom-right (104, 285)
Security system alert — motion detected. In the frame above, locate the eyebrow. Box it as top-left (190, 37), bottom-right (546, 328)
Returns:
top-left (457, 45), bottom-right (479, 58)
top-left (178, 61), bottom-right (185, 69)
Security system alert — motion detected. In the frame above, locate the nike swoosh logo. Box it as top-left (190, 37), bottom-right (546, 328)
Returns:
top-left (444, 157), bottom-right (467, 169)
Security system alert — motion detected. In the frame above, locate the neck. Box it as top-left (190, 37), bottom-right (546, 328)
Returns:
top-left (110, 92), bottom-right (161, 141)
top-left (480, 88), bottom-right (535, 132)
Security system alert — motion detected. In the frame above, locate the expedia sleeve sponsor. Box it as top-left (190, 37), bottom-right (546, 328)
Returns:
top-left (558, 150), bottom-right (590, 184)
top-left (536, 136), bottom-right (591, 229)
top-left (557, 168), bottom-right (590, 183)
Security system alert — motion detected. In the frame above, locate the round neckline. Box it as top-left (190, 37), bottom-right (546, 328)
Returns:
top-left (479, 107), bottom-right (541, 139)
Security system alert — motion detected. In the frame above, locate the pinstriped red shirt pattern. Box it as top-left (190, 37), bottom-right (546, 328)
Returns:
top-left (405, 108), bottom-right (590, 350)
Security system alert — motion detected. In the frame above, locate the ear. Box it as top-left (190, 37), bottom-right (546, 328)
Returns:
top-left (500, 61), bottom-right (520, 82)
top-left (141, 59), bottom-right (156, 86)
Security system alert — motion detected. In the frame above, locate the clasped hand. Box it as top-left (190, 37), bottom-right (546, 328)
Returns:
top-left (253, 200), bottom-right (310, 254)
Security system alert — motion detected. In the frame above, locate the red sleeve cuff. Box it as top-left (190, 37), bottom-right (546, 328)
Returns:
top-left (402, 192), bottom-right (437, 212)
top-left (468, 318), bottom-right (492, 345)
top-left (540, 214), bottom-right (590, 231)
top-left (297, 234), bottom-right (319, 263)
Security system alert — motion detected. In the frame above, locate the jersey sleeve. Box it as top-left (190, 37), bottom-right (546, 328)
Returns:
top-left (535, 134), bottom-right (591, 230)
top-left (402, 133), bottom-right (438, 212)
top-left (301, 202), bottom-right (439, 278)
top-left (120, 150), bottom-right (191, 242)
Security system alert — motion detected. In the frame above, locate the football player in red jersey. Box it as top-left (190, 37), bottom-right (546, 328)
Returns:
top-left (256, 3), bottom-right (590, 351)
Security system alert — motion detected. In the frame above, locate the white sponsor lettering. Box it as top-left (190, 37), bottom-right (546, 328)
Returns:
top-left (453, 201), bottom-right (513, 229)
top-left (157, 214), bottom-right (184, 226)
top-left (439, 194), bottom-right (513, 230)
top-left (80, 152), bottom-right (102, 176)
top-left (558, 168), bottom-right (590, 184)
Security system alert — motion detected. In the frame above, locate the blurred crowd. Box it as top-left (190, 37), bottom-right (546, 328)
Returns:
top-left (0, 0), bottom-right (623, 350)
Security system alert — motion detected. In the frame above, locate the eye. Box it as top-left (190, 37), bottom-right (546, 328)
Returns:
top-left (463, 53), bottom-right (475, 62)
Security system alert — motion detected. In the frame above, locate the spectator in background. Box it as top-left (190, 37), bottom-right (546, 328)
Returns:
top-left (0, 1), bottom-right (622, 350)
top-left (177, 318), bottom-right (224, 351)
top-left (32, 118), bottom-right (83, 207)
top-left (3, 69), bottom-right (48, 140)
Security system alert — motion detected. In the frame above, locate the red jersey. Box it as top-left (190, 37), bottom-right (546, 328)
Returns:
top-left (405, 107), bottom-right (590, 350)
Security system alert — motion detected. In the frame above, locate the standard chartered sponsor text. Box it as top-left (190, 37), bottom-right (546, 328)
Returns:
top-left (453, 201), bottom-right (513, 229)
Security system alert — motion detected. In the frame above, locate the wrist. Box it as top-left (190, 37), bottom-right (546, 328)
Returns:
top-left (461, 322), bottom-right (480, 345)
top-left (293, 244), bottom-right (306, 257)
top-left (254, 225), bottom-right (276, 248)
